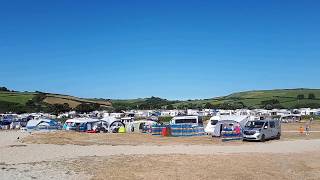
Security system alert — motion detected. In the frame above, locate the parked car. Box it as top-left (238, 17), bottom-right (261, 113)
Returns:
top-left (243, 120), bottom-right (281, 142)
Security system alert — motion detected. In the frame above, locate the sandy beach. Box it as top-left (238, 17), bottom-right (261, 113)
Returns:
top-left (1, 125), bottom-right (320, 180)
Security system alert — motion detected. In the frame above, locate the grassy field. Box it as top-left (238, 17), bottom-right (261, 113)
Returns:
top-left (0, 91), bottom-right (35, 105)
top-left (0, 91), bottom-right (111, 110)
top-left (1, 88), bottom-right (320, 111)
top-left (172, 88), bottom-right (320, 109)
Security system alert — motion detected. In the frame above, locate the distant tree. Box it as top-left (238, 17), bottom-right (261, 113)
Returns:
top-left (166, 104), bottom-right (174, 110)
top-left (294, 102), bottom-right (320, 109)
top-left (32, 93), bottom-right (47, 103)
top-left (204, 103), bottom-right (214, 109)
top-left (0, 87), bottom-right (10, 92)
top-left (261, 99), bottom-right (280, 105)
top-left (308, 93), bottom-right (316, 100)
top-left (75, 103), bottom-right (100, 113)
top-left (297, 94), bottom-right (305, 100)
top-left (49, 103), bottom-right (71, 115)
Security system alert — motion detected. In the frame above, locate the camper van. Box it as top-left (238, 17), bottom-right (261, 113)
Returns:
top-left (243, 120), bottom-right (281, 142)
top-left (170, 116), bottom-right (203, 126)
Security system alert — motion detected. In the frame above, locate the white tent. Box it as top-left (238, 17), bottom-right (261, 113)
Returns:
top-left (26, 119), bottom-right (60, 131)
top-left (64, 118), bottom-right (100, 131)
top-left (212, 115), bottom-right (250, 137)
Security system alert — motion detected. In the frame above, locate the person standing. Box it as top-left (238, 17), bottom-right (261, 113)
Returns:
top-left (305, 122), bottom-right (311, 136)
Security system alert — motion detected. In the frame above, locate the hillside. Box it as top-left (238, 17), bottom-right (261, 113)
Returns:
top-left (172, 89), bottom-right (320, 109)
top-left (0, 90), bottom-right (111, 113)
top-left (1, 88), bottom-right (320, 113)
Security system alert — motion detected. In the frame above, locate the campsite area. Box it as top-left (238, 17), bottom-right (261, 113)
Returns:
top-left (21, 121), bottom-right (320, 146)
top-left (1, 122), bottom-right (320, 180)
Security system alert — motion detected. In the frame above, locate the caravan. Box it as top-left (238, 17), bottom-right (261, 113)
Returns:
top-left (204, 116), bottom-right (220, 135)
top-left (170, 116), bottom-right (203, 126)
top-left (209, 115), bottom-right (251, 137)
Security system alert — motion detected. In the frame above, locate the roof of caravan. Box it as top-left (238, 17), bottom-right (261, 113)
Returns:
top-left (218, 115), bottom-right (250, 122)
top-left (281, 114), bottom-right (301, 117)
top-left (173, 116), bottom-right (198, 119)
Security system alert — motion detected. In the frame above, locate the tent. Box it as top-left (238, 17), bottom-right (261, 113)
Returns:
top-left (26, 119), bottom-right (61, 131)
top-left (212, 115), bottom-right (250, 137)
top-left (133, 120), bottom-right (158, 133)
top-left (63, 118), bottom-right (100, 131)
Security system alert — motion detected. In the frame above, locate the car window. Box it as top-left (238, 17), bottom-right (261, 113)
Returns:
top-left (270, 121), bottom-right (275, 128)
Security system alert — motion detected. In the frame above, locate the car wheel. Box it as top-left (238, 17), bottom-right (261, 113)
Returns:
top-left (260, 134), bottom-right (266, 142)
top-left (276, 133), bottom-right (281, 140)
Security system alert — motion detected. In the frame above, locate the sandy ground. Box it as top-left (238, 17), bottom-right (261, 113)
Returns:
top-left (1, 122), bottom-right (320, 180)
top-left (21, 122), bottom-right (320, 146)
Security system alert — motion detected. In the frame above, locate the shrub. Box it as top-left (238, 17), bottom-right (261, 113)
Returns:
top-left (297, 94), bottom-right (305, 100)
top-left (308, 93), bottom-right (316, 99)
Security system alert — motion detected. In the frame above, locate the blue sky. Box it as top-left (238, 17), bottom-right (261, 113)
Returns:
top-left (1, 0), bottom-right (320, 100)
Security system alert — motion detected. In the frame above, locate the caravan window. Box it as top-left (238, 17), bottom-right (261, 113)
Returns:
top-left (175, 119), bottom-right (197, 124)
top-left (211, 120), bottom-right (219, 125)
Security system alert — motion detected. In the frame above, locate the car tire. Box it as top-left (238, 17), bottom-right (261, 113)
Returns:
top-left (276, 133), bottom-right (281, 140)
top-left (260, 134), bottom-right (266, 142)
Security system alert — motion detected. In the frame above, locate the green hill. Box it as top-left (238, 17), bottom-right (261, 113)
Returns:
top-left (1, 88), bottom-right (320, 113)
top-left (173, 89), bottom-right (320, 109)
top-left (0, 90), bottom-right (111, 113)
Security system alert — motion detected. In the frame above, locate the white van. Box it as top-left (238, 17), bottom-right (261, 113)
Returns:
top-left (243, 120), bottom-right (281, 142)
top-left (170, 116), bottom-right (203, 126)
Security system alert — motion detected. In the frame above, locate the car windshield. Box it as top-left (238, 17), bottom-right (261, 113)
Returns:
top-left (246, 121), bottom-right (265, 128)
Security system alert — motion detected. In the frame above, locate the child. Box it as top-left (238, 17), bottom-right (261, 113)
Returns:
top-left (299, 126), bottom-right (304, 135)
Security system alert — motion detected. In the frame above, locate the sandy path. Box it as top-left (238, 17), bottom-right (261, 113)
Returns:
top-left (1, 131), bottom-right (320, 164)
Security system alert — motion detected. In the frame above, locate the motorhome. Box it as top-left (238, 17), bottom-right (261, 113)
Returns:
top-left (170, 116), bottom-right (203, 126)
top-left (243, 120), bottom-right (281, 142)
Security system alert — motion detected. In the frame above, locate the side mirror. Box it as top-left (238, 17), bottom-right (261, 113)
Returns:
top-left (264, 126), bottom-right (268, 129)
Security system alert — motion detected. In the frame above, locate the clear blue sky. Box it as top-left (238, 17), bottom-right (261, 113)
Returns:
top-left (1, 0), bottom-right (320, 100)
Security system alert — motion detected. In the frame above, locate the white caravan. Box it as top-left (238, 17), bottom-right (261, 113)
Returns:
top-left (170, 116), bottom-right (203, 126)
top-left (205, 115), bottom-right (251, 136)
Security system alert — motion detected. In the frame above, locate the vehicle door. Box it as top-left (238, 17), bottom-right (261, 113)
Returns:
top-left (269, 121), bottom-right (276, 137)
top-left (263, 121), bottom-right (272, 139)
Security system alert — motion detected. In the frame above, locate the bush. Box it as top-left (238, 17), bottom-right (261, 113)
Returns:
top-left (0, 101), bottom-right (27, 113)
top-left (49, 103), bottom-right (71, 115)
top-left (204, 103), bottom-right (214, 109)
top-left (308, 93), bottom-right (316, 99)
top-left (158, 116), bottom-right (172, 123)
top-left (75, 103), bottom-right (100, 113)
top-left (297, 94), bottom-right (305, 100)
top-left (0, 87), bottom-right (10, 92)
top-left (166, 104), bottom-right (174, 110)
